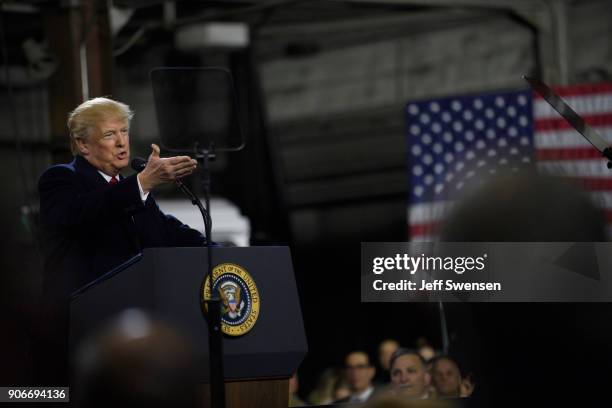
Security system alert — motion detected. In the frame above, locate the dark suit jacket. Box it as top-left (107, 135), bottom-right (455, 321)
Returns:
top-left (38, 154), bottom-right (205, 299)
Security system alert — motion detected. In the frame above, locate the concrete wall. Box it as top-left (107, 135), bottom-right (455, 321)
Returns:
top-left (569, 0), bottom-right (612, 82)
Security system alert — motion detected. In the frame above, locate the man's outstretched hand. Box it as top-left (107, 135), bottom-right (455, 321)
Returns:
top-left (137, 144), bottom-right (197, 193)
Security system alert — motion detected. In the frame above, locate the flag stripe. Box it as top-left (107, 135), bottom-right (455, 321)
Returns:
top-left (532, 83), bottom-right (612, 98)
top-left (408, 201), bottom-right (453, 224)
top-left (537, 160), bottom-right (610, 177)
top-left (567, 177), bottom-right (612, 192)
top-left (409, 222), bottom-right (440, 237)
top-left (535, 113), bottom-right (612, 131)
top-left (534, 94), bottom-right (612, 119)
top-left (535, 127), bottom-right (612, 148)
top-left (536, 148), bottom-right (604, 161)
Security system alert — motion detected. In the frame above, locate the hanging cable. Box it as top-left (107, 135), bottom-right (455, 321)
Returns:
top-left (439, 301), bottom-right (450, 354)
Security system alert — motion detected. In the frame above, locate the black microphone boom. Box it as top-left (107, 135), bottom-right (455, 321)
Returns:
top-left (131, 157), bottom-right (147, 172)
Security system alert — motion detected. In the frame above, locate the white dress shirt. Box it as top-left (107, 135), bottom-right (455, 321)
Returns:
top-left (349, 386), bottom-right (374, 403)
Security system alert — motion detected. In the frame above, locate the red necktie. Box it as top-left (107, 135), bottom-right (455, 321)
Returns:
top-left (109, 176), bottom-right (119, 185)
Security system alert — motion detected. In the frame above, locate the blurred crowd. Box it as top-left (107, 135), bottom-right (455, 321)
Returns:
top-left (47, 173), bottom-right (606, 408)
top-left (71, 309), bottom-right (472, 407)
top-left (290, 338), bottom-right (474, 406)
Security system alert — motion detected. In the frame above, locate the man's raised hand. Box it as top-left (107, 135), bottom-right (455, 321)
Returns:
top-left (137, 143), bottom-right (197, 193)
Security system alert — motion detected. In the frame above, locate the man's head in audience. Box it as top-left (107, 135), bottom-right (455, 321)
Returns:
top-left (439, 173), bottom-right (607, 241)
top-left (389, 349), bottom-right (431, 399)
top-left (73, 309), bottom-right (198, 408)
top-left (431, 356), bottom-right (462, 398)
top-left (415, 337), bottom-right (436, 362)
top-left (378, 339), bottom-right (400, 372)
top-left (345, 351), bottom-right (376, 395)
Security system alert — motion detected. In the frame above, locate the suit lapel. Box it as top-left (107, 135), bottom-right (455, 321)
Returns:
top-left (73, 155), bottom-right (110, 190)
top-left (74, 155), bottom-right (142, 254)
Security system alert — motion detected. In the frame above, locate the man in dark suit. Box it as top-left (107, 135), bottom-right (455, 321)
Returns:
top-left (389, 349), bottom-right (431, 400)
top-left (36, 97), bottom-right (203, 385)
top-left (335, 350), bottom-right (378, 404)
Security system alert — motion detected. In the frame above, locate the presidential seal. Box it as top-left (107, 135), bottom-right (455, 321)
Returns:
top-left (202, 263), bottom-right (260, 337)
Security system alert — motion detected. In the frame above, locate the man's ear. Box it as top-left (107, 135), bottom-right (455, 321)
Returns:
top-left (424, 371), bottom-right (431, 386)
top-left (367, 366), bottom-right (376, 381)
top-left (75, 137), bottom-right (89, 156)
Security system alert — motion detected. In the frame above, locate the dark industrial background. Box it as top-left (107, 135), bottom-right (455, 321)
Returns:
top-left (1, 0), bottom-right (612, 402)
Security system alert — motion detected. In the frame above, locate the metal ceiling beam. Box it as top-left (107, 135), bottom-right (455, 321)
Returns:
top-left (336, 0), bottom-right (570, 84)
top-left (258, 8), bottom-right (493, 36)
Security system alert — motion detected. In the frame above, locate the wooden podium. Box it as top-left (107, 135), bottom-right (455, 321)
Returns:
top-left (70, 247), bottom-right (308, 408)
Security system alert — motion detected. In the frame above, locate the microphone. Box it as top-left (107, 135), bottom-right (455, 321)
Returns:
top-left (131, 157), bottom-right (147, 173)
top-left (131, 155), bottom-right (191, 197)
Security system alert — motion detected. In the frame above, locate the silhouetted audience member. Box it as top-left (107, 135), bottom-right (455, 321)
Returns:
top-left (459, 372), bottom-right (475, 398)
top-left (376, 339), bottom-right (400, 384)
top-left (438, 173), bottom-right (610, 401)
top-left (389, 349), bottom-right (431, 400)
top-left (336, 350), bottom-right (378, 403)
top-left (308, 367), bottom-right (347, 405)
top-left (439, 173), bottom-right (607, 241)
top-left (73, 309), bottom-right (198, 408)
top-left (289, 372), bottom-right (307, 406)
top-left (430, 356), bottom-right (462, 398)
top-left (415, 338), bottom-right (436, 363)
top-left (333, 376), bottom-right (351, 402)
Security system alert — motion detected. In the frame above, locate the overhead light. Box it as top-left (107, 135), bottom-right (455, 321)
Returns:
top-left (176, 22), bottom-right (249, 50)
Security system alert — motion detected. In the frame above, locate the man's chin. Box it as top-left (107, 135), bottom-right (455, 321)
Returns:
top-left (114, 157), bottom-right (130, 170)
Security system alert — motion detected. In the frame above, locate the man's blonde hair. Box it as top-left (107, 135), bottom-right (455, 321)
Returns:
top-left (67, 97), bottom-right (134, 155)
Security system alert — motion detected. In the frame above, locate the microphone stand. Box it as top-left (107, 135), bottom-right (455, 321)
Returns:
top-left (194, 143), bottom-right (226, 408)
top-left (438, 301), bottom-right (450, 355)
top-left (133, 151), bottom-right (225, 407)
top-left (175, 179), bottom-right (211, 232)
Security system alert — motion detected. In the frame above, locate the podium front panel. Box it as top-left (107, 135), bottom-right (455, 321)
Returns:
top-left (70, 246), bottom-right (307, 381)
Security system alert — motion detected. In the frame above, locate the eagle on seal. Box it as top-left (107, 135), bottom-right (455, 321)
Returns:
top-left (219, 281), bottom-right (244, 318)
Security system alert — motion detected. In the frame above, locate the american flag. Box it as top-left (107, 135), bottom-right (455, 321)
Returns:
top-left (406, 83), bottom-right (612, 241)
